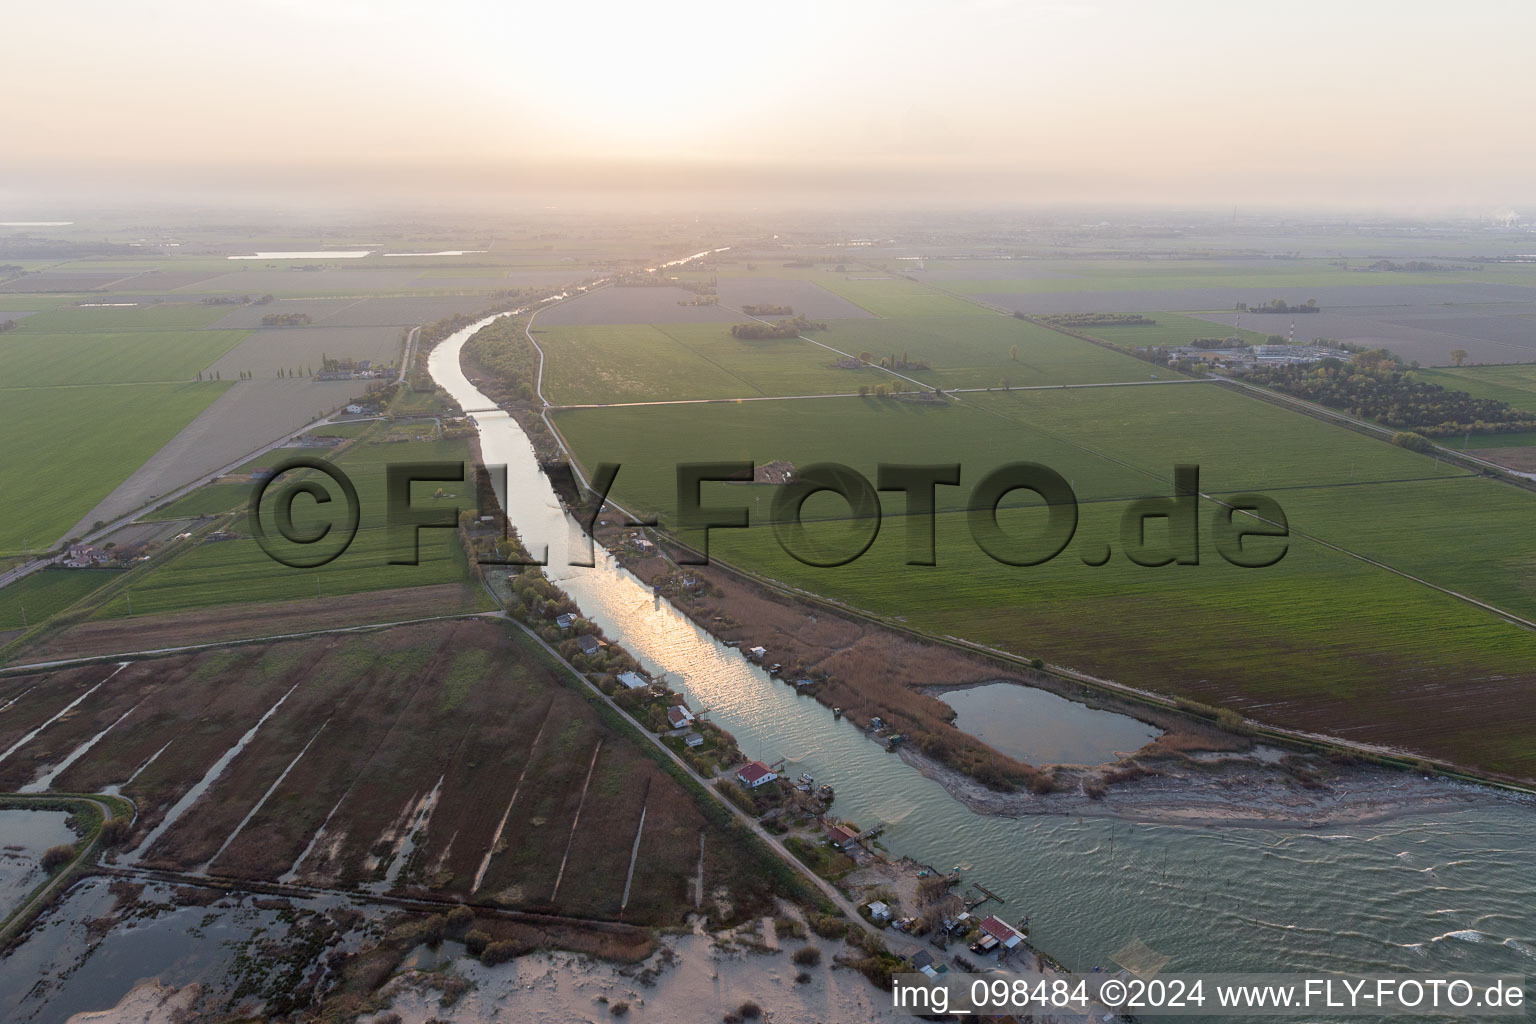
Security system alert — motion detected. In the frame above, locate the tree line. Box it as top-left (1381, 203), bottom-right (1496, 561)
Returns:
top-left (1242, 351), bottom-right (1536, 435)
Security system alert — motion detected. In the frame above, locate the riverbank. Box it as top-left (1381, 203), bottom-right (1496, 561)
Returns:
top-left (896, 741), bottom-right (1523, 828)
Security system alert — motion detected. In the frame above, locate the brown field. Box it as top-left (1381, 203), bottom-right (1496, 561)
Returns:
top-left (12, 583), bottom-right (486, 663)
top-left (205, 324), bottom-right (403, 377)
top-left (0, 619), bottom-right (791, 928)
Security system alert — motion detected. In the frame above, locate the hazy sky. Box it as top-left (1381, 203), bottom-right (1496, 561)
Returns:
top-left (5, 0), bottom-right (1533, 208)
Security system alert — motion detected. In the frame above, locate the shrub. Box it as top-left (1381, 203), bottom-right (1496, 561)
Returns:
top-left (41, 844), bottom-right (75, 872)
top-left (811, 914), bottom-right (848, 940)
top-left (464, 929), bottom-right (491, 956)
top-left (738, 1002), bottom-right (762, 1020)
top-left (481, 940), bottom-right (518, 965)
top-left (420, 913), bottom-right (447, 947)
top-left (99, 817), bottom-right (131, 847)
top-left (610, 1001), bottom-right (630, 1016)
top-left (791, 946), bottom-right (821, 966)
top-left (446, 905), bottom-right (474, 934)
top-left (795, 971), bottom-right (811, 984)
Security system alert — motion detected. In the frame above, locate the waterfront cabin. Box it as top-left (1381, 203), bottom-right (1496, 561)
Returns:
top-left (974, 915), bottom-right (1025, 953)
top-left (736, 760), bottom-right (777, 788)
top-left (555, 613), bottom-right (576, 630)
top-left (684, 732), bottom-right (705, 748)
top-left (666, 705), bottom-right (696, 729)
top-left (747, 646), bottom-right (767, 661)
top-left (826, 823), bottom-right (858, 850)
top-left (866, 900), bottom-right (892, 924)
top-left (576, 635), bottom-right (603, 657)
top-left (617, 671), bottom-right (649, 690)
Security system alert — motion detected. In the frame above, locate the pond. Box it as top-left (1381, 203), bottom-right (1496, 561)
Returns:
top-left (0, 807), bottom-right (76, 919)
top-left (938, 682), bottom-right (1162, 766)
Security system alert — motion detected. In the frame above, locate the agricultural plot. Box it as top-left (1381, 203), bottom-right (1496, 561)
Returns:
top-left (56, 379), bottom-right (365, 541)
top-left (0, 329), bottom-right (249, 385)
top-left (204, 325), bottom-right (402, 377)
top-left (536, 322), bottom-right (859, 404)
top-left (553, 385), bottom-right (1536, 781)
top-left (0, 569), bottom-right (115, 631)
top-left (207, 294), bottom-right (502, 330)
top-left (715, 277), bottom-right (874, 319)
top-left (809, 273), bottom-right (989, 318)
top-left (537, 287), bottom-right (739, 326)
top-left (1196, 307), bottom-right (1536, 365)
top-left (10, 302), bottom-right (236, 333)
top-left (1418, 364), bottom-right (1536, 413)
top-left (816, 314), bottom-right (1176, 389)
top-left (972, 282), bottom-right (1536, 320)
top-left (0, 620), bottom-right (787, 926)
top-left (1066, 312), bottom-right (1271, 350)
top-left (88, 435), bottom-right (481, 617)
top-left (0, 382), bottom-right (229, 554)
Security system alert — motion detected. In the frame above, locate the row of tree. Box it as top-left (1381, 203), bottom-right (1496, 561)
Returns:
top-left (1243, 352), bottom-right (1536, 435)
top-left (730, 315), bottom-right (827, 340)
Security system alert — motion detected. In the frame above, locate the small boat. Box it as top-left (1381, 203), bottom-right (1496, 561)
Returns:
top-left (799, 772), bottom-right (814, 785)
top-left (832, 707), bottom-right (843, 718)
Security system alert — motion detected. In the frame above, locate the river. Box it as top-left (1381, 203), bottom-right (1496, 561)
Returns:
top-left (430, 315), bottom-right (1536, 998)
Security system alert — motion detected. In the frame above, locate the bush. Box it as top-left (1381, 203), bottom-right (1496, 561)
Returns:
top-left (420, 913), bottom-right (447, 947)
top-left (41, 844), bottom-right (75, 872)
top-left (791, 946), bottom-right (821, 966)
top-left (811, 914), bottom-right (848, 940)
top-left (446, 905), bottom-right (474, 934)
top-left (738, 1002), bottom-right (762, 1020)
top-left (610, 1001), bottom-right (630, 1016)
top-left (464, 929), bottom-right (491, 956)
top-left (99, 817), bottom-right (131, 847)
top-left (795, 971), bottom-right (811, 984)
top-left (481, 940), bottom-right (518, 965)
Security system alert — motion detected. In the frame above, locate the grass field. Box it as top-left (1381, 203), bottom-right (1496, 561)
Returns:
top-left (91, 435), bottom-right (485, 617)
top-left (0, 569), bottom-right (115, 631)
top-left (1419, 364), bottom-right (1536, 415)
top-left (1066, 312), bottom-right (1274, 349)
top-left (811, 273), bottom-right (989, 317)
top-left (925, 259), bottom-right (1500, 295)
top-left (0, 382), bottom-right (230, 554)
top-left (1, 329), bottom-right (249, 385)
top-left (141, 481), bottom-right (252, 520)
top-left (10, 303), bottom-right (236, 333)
top-left (536, 322), bottom-right (860, 403)
top-left (553, 384), bottom-right (1536, 780)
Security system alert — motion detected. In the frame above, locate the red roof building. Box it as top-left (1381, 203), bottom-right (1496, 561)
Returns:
top-left (736, 760), bottom-right (777, 788)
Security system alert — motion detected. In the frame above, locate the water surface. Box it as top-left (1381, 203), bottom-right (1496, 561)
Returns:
top-left (939, 681), bottom-right (1161, 766)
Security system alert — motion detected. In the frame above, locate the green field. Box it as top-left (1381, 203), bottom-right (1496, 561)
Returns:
top-left (0, 329), bottom-right (249, 385)
top-left (817, 315), bottom-right (1178, 389)
top-left (1066, 312), bottom-right (1273, 350)
top-left (0, 382), bottom-right (230, 554)
top-left (537, 322), bottom-right (864, 403)
top-left (0, 569), bottom-right (117, 631)
top-left (1419, 364), bottom-right (1536, 415)
top-left (95, 435), bottom-right (487, 617)
top-left (812, 273), bottom-right (989, 317)
top-left (10, 303), bottom-right (236, 333)
top-left (924, 259), bottom-right (1499, 295)
top-left (554, 383), bottom-right (1536, 779)
top-left (142, 481), bottom-right (253, 520)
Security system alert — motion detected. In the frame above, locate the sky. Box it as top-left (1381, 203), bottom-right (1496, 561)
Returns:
top-left (4, 0), bottom-right (1533, 210)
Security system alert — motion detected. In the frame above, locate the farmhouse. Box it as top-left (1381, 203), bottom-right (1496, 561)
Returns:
top-left (617, 671), bottom-right (649, 690)
top-left (684, 732), bottom-right (705, 748)
top-left (666, 705), bottom-right (696, 729)
top-left (345, 404), bottom-right (365, 414)
top-left (736, 760), bottom-right (777, 788)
